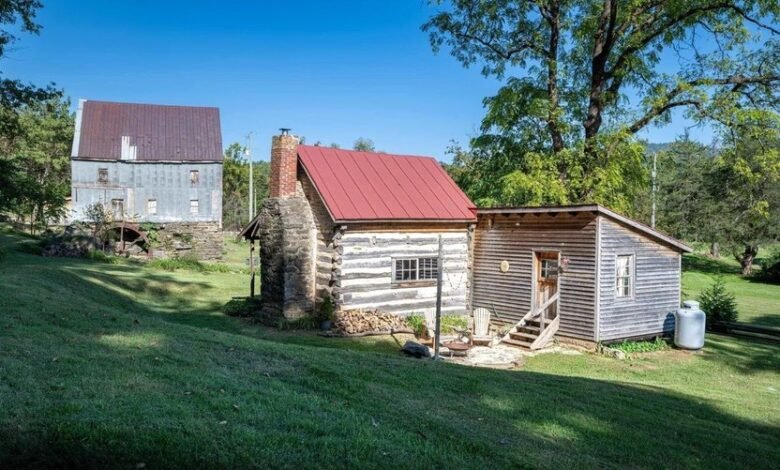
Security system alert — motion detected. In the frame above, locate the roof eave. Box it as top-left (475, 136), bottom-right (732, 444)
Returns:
top-left (476, 204), bottom-right (692, 253)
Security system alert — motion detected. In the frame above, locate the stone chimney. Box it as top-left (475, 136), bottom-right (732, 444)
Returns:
top-left (269, 129), bottom-right (299, 198)
top-left (256, 128), bottom-right (315, 320)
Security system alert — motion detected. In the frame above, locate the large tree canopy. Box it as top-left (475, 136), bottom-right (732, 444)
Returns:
top-left (425, 0), bottom-right (779, 209)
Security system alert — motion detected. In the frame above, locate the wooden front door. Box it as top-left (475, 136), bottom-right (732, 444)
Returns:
top-left (534, 251), bottom-right (560, 318)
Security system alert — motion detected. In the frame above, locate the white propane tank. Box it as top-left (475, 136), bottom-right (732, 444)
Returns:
top-left (674, 300), bottom-right (706, 350)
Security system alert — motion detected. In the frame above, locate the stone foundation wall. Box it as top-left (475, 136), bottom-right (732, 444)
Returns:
top-left (151, 221), bottom-right (223, 260)
top-left (257, 184), bottom-right (316, 320)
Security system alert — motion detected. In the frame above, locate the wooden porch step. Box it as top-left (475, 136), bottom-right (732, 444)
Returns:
top-left (502, 338), bottom-right (533, 349)
top-left (509, 331), bottom-right (538, 340)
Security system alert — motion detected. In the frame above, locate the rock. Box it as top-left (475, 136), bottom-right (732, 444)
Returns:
top-left (401, 340), bottom-right (431, 358)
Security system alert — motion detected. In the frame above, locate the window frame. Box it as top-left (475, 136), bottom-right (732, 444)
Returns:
top-left (98, 168), bottom-right (109, 183)
top-left (147, 199), bottom-right (157, 215)
top-left (615, 253), bottom-right (635, 299)
top-left (189, 170), bottom-right (200, 185)
top-left (110, 198), bottom-right (124, 218)
top-left (189, 199), bottom-right (199, 215)
top-left (392, 256), bottom-right (439, 287)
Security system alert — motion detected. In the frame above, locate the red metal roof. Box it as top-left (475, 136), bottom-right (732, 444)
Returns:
top-left (74, 100), bottom-right (223, 161)
top-left (297, 145), bottom-right (477, 222)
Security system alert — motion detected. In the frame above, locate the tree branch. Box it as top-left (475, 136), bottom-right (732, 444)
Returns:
top-left (626, 73), bottom-right (780, 134)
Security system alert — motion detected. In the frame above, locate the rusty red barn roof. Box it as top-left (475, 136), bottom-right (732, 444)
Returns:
top-left (73, 99), bottom-right (223, 162)
top-left (297, 145), bottom-right (476, 223)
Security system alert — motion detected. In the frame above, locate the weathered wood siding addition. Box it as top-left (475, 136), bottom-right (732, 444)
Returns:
top-left (472, 213), bottom-right (598, 340)
top-left (598, 217), bottom-right (681, 341)
top-left (338, 229), bottom-right (470, 316)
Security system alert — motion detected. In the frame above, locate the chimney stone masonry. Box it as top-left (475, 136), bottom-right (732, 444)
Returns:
top-left (257, 130), bottom-right (316, 320)
top-left (269, 131), bottom-right (299, 198)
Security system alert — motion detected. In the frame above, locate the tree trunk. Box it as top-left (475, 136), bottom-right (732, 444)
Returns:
top-left (710, 242), bottom-right (720, 259)
top-left (545, 2), bottom-right (563, 154)
top-left (739, 244), bottom-right (758, 276)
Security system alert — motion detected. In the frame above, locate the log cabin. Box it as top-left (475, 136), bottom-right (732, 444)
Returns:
top-left (240, 130), bottom-right (691, 349)
top-left (240, 131), bottom-right (477, 320)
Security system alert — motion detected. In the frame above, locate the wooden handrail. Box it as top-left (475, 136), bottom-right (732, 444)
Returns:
top-left (501, 292), bottom-right (560, 343)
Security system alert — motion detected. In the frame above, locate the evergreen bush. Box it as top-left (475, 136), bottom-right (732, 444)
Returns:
top-left (699, 277), bottom-right (738, 327)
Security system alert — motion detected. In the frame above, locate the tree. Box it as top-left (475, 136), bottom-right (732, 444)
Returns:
top-left (222, 143), bottom-right (270, 231)
top-left (353, 137), bottom-right (375, 152)
top-left (0, 0), bottom-right (58, 142)
top-left (711, 110), bottom-right (780, 275)
top-left (652, 138), bottom-right (723, 243)
top-left (424, 0), bottom-right (779, 207)
top-left (8, 96), bottom-right (74, 232)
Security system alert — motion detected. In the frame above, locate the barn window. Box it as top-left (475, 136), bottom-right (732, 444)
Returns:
top-left (616, 255), bottom-right (634, 298)
top-left (190, 199), bottom-right (199, 215)
top-left (190, 170), bottom-right (199, 185)
top-left (393, 257), bottom-right (438, 283)
top-left (147, 199), bottom-right (157, 215)
top-left (111, 199), bottom-right (124, 217)
top-left (98, 168), bottom-right (109, 183)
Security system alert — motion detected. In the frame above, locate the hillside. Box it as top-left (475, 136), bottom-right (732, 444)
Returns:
top-left (0, 229), bottom-right (778, 468)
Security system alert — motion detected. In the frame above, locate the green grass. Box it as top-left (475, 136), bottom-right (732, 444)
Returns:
top-left (682, 252), bottom-right (780, 327)
top-left (1, 229), bottom-right (779, 468)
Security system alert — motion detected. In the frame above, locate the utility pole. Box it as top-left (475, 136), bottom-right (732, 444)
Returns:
top-left (651, 152), bottom-right (657, 229)
top-left (433, 235), bottom-right (443, 360)
top-left (246, 132), bottom-right (254, 223)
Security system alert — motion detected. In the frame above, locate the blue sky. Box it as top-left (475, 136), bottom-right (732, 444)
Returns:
top-left (3, 1), bottom-right (709, 162)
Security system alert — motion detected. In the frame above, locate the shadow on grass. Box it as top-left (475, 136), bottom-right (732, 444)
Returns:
top-left (1, 240), bottom-right (779, 467)
top-left (744, 314), bottom-right (780, 328)
top-left (682, 253), bottom-right (741, 275)
top-left (700, 334), bottom-right (780, 374)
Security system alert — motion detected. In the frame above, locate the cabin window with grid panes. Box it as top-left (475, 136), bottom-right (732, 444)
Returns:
top-left (393, 257), bottom-right (438, 283)
top-left (616, 255), bottom-right (633, 298)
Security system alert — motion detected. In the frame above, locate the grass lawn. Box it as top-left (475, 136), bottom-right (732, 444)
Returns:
top-left (682, 252), bottom-right (780, 327)
top-left (1, 229), bottom-right (779, 468)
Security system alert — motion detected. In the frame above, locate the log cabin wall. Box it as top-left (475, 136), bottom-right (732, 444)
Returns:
top-left (336, 225), bottom-right (470, 316)
top-left (597, 217), bottom-right (681, 341)
top-left (298, 168), bottom-right (336, 306)
top-left (472, 212), bottom-right (598, 341)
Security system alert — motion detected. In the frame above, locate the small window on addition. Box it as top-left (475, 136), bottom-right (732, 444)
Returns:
top-left (190, 199), bottom-right (199, 215)
top-left (98, 168), bottom-right (108, 183)
top-left (616, 254), bottom-right (633, 298)
top-left (190, 170), bottom-right (199, 185)
top-left (393, 257), bottom-right (438, 284)
top-left (147, 199), bottom-right (157, 215)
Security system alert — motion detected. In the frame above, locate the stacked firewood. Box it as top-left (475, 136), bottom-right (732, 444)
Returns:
top-left (332, 309), bottom-right (408, 335)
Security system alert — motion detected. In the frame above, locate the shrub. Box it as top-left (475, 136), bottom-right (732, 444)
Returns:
top-left (611, 337), bottom-right (670, 354)
top-left (406, 314), bottom-right (426, 337)
top-left (16, 240), bottom-right (43, 255)
top-left (699, 277), bottom-right (738, 327)
top-left (223, 296), bottom-right (263, 318)
top-left (756, 250), bottom-right (780, 283)
top-left (86, 250), bottom-right (122, 264)
top-left (316, 295), bottom-right (336, 323)
top-left (441, 315), bottom-right (468, 333)
top-left (146, 256), bottom-right (232, 273)
top-left (405, 313), bottom-right (468, 337)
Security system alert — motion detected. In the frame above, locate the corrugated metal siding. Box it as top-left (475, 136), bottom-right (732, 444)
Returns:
top-left (472, 213), bottom-right (598, 340)
top-left (75, 100), bottom-right (222, 161)
top-left (71, 160), bottom-right (222, 222)
top-left (297, 145), bottom-right (476, 222)
top-left (598, 217), bottom-right (681, 341)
